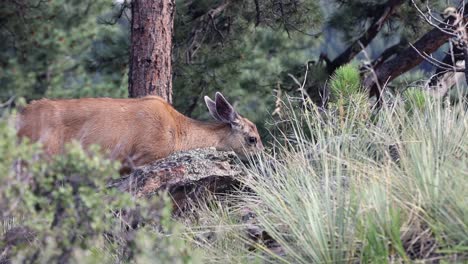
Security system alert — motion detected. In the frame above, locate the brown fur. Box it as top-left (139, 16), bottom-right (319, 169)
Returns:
top-left (16, 96), bottom-right (263, 167)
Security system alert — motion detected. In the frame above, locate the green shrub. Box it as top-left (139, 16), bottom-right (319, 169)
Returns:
top-left (327, 64), bottom-right (370, 128)
top-left (329, 63), bottom-right (361, 99)
top-left (0, 113), bottom-right (200, 263)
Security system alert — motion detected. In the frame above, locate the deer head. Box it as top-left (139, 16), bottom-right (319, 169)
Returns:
top-left (204, 92), bottom-right (264, 157)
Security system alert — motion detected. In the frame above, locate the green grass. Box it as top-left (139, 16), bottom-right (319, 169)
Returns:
top-left (182, 94), bottom-right (467, 263)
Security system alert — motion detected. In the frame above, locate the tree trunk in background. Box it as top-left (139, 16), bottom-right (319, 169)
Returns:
top-left (129, 0), bottom-right (175, 103)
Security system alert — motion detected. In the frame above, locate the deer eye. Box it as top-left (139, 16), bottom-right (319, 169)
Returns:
top-left (247, 136), bottom-right (257, 145)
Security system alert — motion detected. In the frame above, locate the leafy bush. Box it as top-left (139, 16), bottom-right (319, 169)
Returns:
top-left (0, 113), bottom-right (200, 263)
top-left (326, 64), bottom-right (370, 128)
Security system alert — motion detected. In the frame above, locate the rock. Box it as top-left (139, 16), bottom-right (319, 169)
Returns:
top-left (108, 148), bottom-right (283, 255)
top-left (108, 148), bottom-right (247, 213)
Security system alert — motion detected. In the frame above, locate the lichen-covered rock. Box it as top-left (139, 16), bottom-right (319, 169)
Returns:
top-left (109, 148), bottom-right (246, 212)
top-left (108, 148), bottom-right (282, 254)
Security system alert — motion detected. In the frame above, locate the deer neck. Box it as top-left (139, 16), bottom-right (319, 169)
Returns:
top-left (175, 117), bottom-right (231, 152)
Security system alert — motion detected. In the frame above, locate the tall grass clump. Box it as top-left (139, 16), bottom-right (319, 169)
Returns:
top-left (240, 92), bottom-right (467, 262)
top-left (183, 71), bottom-right (467, 262)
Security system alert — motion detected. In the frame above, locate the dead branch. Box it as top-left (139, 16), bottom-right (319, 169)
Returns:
top-left (412, 1), bottom-right (468, 92)
top-left (364, 2), bottom-right (468, 99)
top-left (369, 40), bottom-right (407, 69)
top-left (327, 0), bottom-right (405, 73)
top-left (410, 0), bottom-right (458, 37)
top-left (0, 96), bottom-right (15, 108)
top-left (254, 0), bottom-right (261, 26)
top-left (363, 26), bottom-right (451, 99)
top-left (98, 0), bottom-right (131, 25)
top-left (185, 0), bottom-right (231, 64)
top-left (426, 60), bottom-right (465, 97)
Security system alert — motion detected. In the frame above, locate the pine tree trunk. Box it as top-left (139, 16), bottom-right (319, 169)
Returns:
top-left (128, 0), bottom-right (175, 103)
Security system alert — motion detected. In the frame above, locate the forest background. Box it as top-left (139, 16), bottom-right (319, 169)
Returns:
top-left (2, 0), bottom-right (465, 137)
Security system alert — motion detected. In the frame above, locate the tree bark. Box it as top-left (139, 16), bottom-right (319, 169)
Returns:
top-left (369, 40), bottom-right (407, 69)
top-left (364, 3), bottom-right (468, 99)
top-left (364, 26), bottom-right (451, 99)
top-left (128, 0), bottom-right (175, 103)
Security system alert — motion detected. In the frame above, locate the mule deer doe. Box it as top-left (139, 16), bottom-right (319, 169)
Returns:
top-left (16, 92), bottom-right (264, 168)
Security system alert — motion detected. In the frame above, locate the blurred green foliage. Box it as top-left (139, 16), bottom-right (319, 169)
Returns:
top-left (0, 0), bottom-right (458, 132)
top-left (0, 0), bottom-right (129, 100)
top-left (404, 88), bottom-right (428, 112)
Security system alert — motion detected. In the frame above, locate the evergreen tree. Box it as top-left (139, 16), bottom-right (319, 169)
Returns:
top-left (0, 0), bottom-right (464, 122)
top-left (0, 0), bottom-right (128, 100)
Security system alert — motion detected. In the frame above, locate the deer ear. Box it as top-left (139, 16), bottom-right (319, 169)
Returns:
top-left (215, 92), bottom-right (239, 124)
top-left (204, 96), bottom-right (223, 122)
